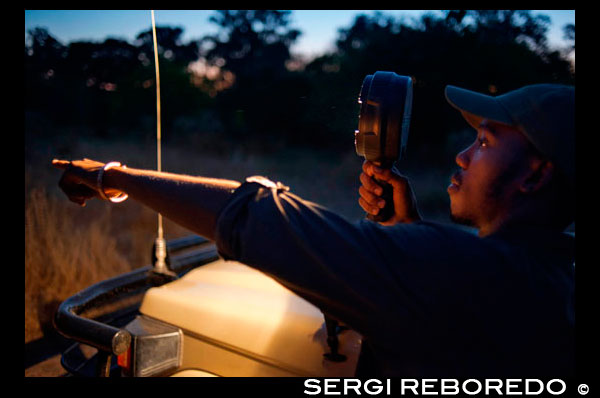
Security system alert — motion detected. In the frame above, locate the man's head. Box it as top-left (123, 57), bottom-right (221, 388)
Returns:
top-left (444, 84), bottom-right (575, 236)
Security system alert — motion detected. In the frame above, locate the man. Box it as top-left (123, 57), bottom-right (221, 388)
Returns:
top-left (52, 83), bottom-right (574, 378)
top-left (360, 84), bottom-right (575, 237)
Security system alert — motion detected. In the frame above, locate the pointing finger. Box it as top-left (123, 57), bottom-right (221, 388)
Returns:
top-left (51, 159), bottom-right (71, 170)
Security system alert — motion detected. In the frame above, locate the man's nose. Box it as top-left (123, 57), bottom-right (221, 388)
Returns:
top-left (455, 147), bottom-right (470, 170)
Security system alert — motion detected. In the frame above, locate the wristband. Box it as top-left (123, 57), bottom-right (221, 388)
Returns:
top-left (97, 162), bottom-right (129, 203)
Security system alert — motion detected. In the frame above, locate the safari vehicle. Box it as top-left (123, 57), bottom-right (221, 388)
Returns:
top-left (53, 234), bottom-right (363, 377)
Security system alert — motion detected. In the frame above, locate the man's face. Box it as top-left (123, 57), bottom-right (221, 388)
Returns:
top-left (447, 119), bottom-right (534, 232)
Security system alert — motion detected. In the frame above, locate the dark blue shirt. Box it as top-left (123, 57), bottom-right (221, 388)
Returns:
top-left (214, 177), bottom-right (575, 378)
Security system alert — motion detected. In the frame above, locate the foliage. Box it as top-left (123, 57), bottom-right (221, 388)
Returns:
top-left (304, 10), bottom-right (574, 164)
top-left (25, 10), bottom-right (575, 160)
top-left (199, 10), bottom-right (308, 150)
top-left (203, 10), bottom-right (300, 79)
top-left (563, 23), bottom-right (575, 51)
top-left (25, 25), bottom-right (208, 139)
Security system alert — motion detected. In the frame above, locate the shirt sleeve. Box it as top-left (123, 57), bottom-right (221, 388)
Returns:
top-left (214, 176), bottom-right (491, 339)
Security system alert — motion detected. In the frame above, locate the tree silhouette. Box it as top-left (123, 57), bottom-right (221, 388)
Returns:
top-left (25, 28), bottom-right (67, 114)
top-left (25, 25), bottom-right (207, 139)
top-left (198, 10), bottom-right (308, 149)
top-left (25, 11), bottom-right (574, 159)
top-left (203, 10), bottom-right (300, 80)
top-left (134, 26), bottom-right (199, 64)
top-left (447, 10), bottom-right (551, 51)
top-left (563, 23), bottom-right (575, 51)
top-left (302, 10), bottom-right (574, 163)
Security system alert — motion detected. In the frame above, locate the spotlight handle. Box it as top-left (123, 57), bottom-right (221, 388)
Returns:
top-left (366, 174), bottom-right (395, 223)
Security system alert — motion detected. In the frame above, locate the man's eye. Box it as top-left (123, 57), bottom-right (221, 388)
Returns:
top-left (478, 138), bottom-right (488, 148)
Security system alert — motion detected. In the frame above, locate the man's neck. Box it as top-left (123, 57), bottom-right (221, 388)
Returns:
top-left (476, 196), bottom-right (569, 237)
top-left (477, 213), bottom-right (565, 238)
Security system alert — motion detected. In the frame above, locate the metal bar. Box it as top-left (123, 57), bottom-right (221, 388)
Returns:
top-left (166, 235), bottom-right (211, 253)
top-left (54, 236), bottom-right (218, 359)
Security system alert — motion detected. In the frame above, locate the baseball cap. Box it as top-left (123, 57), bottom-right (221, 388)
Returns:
top-left (445, 84), bottom-right (575, 187)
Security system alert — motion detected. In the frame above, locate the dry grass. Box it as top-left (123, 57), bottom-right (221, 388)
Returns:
top-left (24, 133), bottom-right (451, 344)
top-left (24, 182), bottom-right (197, 342)
top-left (25, 186), bottom-right (124, 341)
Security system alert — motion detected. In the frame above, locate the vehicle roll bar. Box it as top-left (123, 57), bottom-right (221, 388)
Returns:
top-left (53, 235), bottom-right (218, 376)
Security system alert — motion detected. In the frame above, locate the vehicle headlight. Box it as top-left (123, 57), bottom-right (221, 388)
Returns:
top-left (118, 315), bottom-right (183, 377)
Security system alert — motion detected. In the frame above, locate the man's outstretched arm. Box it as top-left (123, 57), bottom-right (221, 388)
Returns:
top-left (52, 158), bottom-right (241, 240)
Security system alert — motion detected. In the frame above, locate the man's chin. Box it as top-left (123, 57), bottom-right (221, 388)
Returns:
top-left (448, 194), bottom-right (476, 227)
top-left (449, 212), bottom-right (476, 227)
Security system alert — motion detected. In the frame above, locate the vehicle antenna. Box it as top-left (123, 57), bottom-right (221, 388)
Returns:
top-left (151, 10), bottom-right (171, 276)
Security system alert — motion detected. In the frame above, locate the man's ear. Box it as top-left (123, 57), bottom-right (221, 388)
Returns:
top-left (520, 160), bottom-right (554, 194)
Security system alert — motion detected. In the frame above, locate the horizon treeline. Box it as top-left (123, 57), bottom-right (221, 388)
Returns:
top-left (25, 10), bottom-right (575, 167)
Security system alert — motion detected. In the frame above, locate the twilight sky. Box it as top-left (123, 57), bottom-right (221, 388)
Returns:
top-left (25, 10), bottom-right (575, 60)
